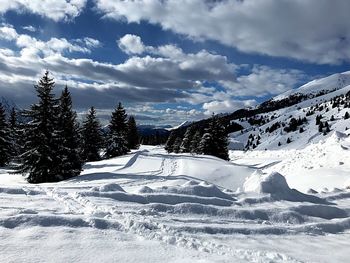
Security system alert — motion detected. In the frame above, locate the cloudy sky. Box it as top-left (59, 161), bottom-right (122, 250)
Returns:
top-left (0, 0), bottom-right (350, 126)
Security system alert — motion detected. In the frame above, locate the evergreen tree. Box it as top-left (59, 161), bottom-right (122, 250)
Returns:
top-left (8, 107), bottom-right (20, 160)
top-left (286, 137), bottom-right (291, 144)
top-left (0, 103), bottom-right (11, 166)
top-left (180, 126), bottom-right (194, 153)
top-left (344, 111), bottom-right (350, 120)
top-left (56, 86), bottom-right (82, 179)
top-left (318, 122), bottom-right (324, 132)
top-left (190, 130), bottom-right (202, 154)
top-left (198, 115), bottom-right (229, 160)
top-left (316, 115), bottom-right (322, 125)
top-left (199, 132), bottom-right (214, 155)
top-left (16, 71), bottom-right (60, 183)
top-left (81, 107), bottom-right (103, 162)
top-left (172, 137), bottom-right (182, 153)
top-left (105, 102), bottom-right (129, 158)
top-left (127, 116), bottom-right (139, 149)
top-left (165, 131), bottom-right (177, 153)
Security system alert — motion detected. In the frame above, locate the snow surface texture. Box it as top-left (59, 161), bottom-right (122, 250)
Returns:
top-left (1, 144), bottom-right (350, 262)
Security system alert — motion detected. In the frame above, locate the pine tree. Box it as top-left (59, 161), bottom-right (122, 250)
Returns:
top-left (105, 102), bottom-right (129, 158)
top-left (180, 126), bottom-right (194, 153)
top-left (344, 112), bottom-right (350, 120)
top-left (318, 122), bottom-right (324, 132)
top-left (172, 137), bottom-right (182, 153)
top-left (0, 103), bottom-right (11, 166)
top-left (199, 132), bottom-right (214, 155)
top-left (127, 116), bottom-right (139, 149)
top-left (165, 131), bottom-right (177, 153)
top-left (81, 107), bottom-right (103, 162)
top-left (198, 115), bottom-right (229, 160)
top-left (16, 71), bottom-right (60, 183)
top-left (190, 130), bottom-right (202, 154)
top-left (8, 107), bottom-right (20, 160)
top-left (56, 86), bottom-right (82, 179)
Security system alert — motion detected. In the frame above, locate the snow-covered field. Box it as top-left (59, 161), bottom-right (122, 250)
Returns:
top-left (1, 139), bottom-right (350, 262)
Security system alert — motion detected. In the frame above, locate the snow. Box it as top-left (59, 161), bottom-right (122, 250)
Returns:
top-left (4, 71), bottom-right (350, 262)
top-left (0, 142), bottom-right (350, 262)
top-left (273, 71), bottom-right (350, 101)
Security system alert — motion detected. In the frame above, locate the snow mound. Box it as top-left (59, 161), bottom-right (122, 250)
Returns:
top-left (91, 183), bottom-right (125, 192)
top-left (153, 183), bottom-right (234, 201)
top-left (293, 205), bottom-right (348, 220)
top-left (182, 180), bottom-right (199, 186)
top-left (81, 191), bottom-right (233, 206)
top-left (138, 186), bottom-right (154, 193)
top-left (243, 171), bottom-right (329, 204)
top-left (335, 130), bottom-right (348, 139)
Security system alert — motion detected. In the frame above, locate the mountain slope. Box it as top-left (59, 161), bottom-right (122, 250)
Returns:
top-left (229, 71), bottom-right (350, 150)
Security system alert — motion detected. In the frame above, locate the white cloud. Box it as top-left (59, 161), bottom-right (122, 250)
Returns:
top-left (0, 25), bottom-right (307, 124)
top-left (118, 34), bottom-right (145, 54)
top-left (0, 25), bottom-right (100, 58)
top-left (0, 0), bottom-right (87, 21)
top-left (221, 65), bottom-right (307, 97)
top-left (203, 99), bottom-right (257, 115)
top-left (22, 25), bottom-right (36, 32)
top-left (0, 24), bottom-right (18, 40)
top-left (97, 0), bottom-right (350, 64)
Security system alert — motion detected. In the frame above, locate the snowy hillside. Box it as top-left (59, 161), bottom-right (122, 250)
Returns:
top-left (230, 71), bottom-right (350, 150)
top-left (274, 71), bottom-right (350, 101)
top-left (1, 145), bottom-right (350, 262)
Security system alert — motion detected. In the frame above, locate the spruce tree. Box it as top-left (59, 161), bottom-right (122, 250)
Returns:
top-left (8, 107), bottom-right (20, 160)
top-left (127, 116), bottom-right (139, 149)
top-left (105, 102), bottom-right (129, 158)
top-left (200, 115), bottom-right (229, 160)
top-left (56, 86), bottom-right (82, 179)
top-left (198, 132), bottom-right (214, 155)
top-left (190, 130), bottom-right (202, 154)
top-left (81, 107), bottom-right (103, 162)
top-left (16, 71), bottom-right (60, 183)
top-left (0, 103), bottom-right (11, 166)
top-left (172, 137), bottom-right (182, 153)
top-left (180, 126), bottom-right (194, 153)
top-left (165, 131), bottom-right (177, 153)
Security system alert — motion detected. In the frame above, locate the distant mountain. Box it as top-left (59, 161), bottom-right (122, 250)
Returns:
top-left (166, 121), bottom-right (192, 131)
top-left (228, 71), bottom-right (350, 150)
top-left (0, 97), bottom-right (18, 116)
top-left (137, 125), bottom-right (170, 136)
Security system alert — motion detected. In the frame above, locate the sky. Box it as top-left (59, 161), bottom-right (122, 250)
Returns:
top-left (0, 0), bottom-right (350, 126)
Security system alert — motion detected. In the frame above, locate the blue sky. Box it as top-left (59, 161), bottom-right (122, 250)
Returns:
top-left (0, 0), bottom-right (350, 126)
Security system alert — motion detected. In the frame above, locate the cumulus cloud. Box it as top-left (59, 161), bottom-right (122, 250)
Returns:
top-left (0, 25), bottom-right (307, 124)
top-left (96, 0), bottom-right (350, 64)
top-left (0, 0), bottom-right (87, 21)
top-left (203, 99), bottom-right (257, 115)
top-left (118, 34), bottom-right (145, 54)
top-left (221, 65), bottom-right (307, 97)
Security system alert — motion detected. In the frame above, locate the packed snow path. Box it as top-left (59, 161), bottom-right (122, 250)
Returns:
top-left (0, 146), bottom-right (350, 262)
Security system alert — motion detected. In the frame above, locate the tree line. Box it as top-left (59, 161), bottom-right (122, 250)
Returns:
top-left (165, 115), bottom-right (229, 160)
top-left (0, 71), bottom-right (139, 183)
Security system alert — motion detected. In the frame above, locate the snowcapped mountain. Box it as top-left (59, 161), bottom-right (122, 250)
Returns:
top-left (273, 71), bottom-right (350, 101)
top-left (166, 120), bottom-right (192, 131)
top-left (229, 71), bottom-right (350, 151)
